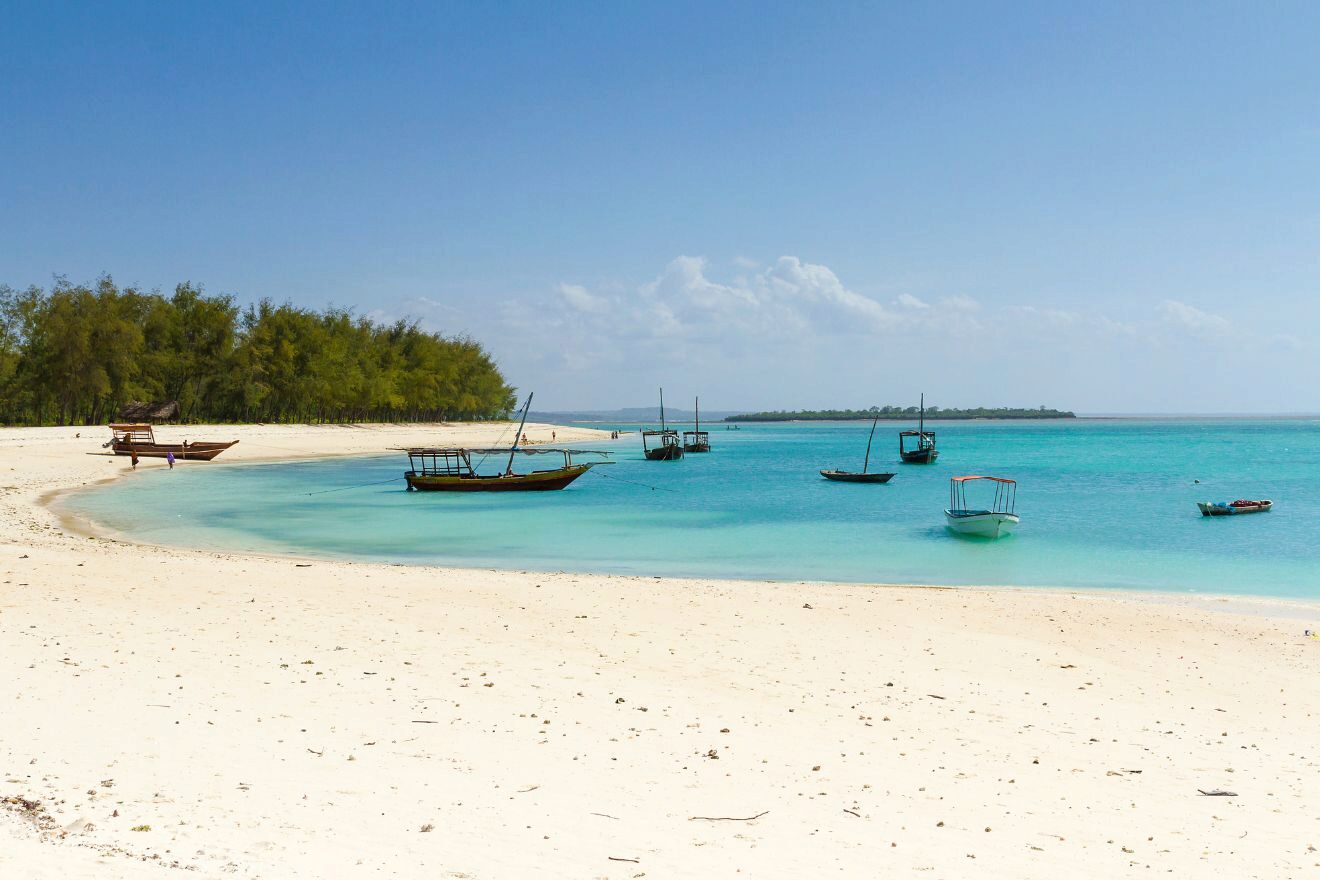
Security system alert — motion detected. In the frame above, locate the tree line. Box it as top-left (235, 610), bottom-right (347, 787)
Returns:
top-left (725, 405), bottom-right (1076, 422)
top-left (0, 277), bottom-right (518, 426)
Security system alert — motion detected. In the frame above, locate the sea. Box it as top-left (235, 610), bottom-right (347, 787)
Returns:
top-left (60, 419), bottom-right (1320, 599)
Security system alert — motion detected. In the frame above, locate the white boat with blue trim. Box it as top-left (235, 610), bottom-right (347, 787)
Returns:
top-left (945, 475), bottom-right (1019, 538)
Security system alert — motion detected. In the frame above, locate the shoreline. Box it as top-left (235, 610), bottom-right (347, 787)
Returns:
top-left (3, 423), bottom-right (1318, 878)
top-left (51, 446), bottom-right (1320, 613)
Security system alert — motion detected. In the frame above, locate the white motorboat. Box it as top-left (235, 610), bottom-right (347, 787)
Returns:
top-left (945, 475), bottom-right (1019, 538)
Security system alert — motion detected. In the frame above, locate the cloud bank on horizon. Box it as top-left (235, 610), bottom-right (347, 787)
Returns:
top-left (445, 254), bottom-right (1308, 414)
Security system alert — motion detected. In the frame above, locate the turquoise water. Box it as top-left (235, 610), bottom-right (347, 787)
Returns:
top-left (62, 419), bottom-right (1320, 598)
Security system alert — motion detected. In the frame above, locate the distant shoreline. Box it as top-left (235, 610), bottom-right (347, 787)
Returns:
top-left (549, 412), bottom-right (1320, 424)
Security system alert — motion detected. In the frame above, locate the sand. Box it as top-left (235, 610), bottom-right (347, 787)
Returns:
top-left (1, 423), bottom-right (1317, 878)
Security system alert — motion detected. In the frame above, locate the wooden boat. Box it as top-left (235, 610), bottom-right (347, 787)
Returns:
top-left (945, 475), bottom-right (1019, 538)
top-left (899, 393), bottom-right (938, 463)
top-left (1198, 499), bottom-right (1273, 516)
top-left (403, 447), bottom-right (608, 491)
top-left (644, 387), bottom-right (684, 461)
top-left (403, 393), bottom-right (611, 491)
top-left (683, 396), bottom-right (711, 453)
top-left (821, 412), bottom-right (895, 483)
top-left (105, 424), bottom-right (239, 461)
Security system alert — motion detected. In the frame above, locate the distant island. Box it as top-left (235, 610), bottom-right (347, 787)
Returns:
top-left (726, 405), bottom-right (1076, 422)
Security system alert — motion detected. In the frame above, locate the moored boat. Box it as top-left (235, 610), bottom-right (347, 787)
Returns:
top-left (105, 423), bottom-right (239, 461)
top-left (1198, 499), bottom-right (1272, 516)
top-left (644, 387), bottom-right (684, 461)
top-left (820, 470), bottom-right (894, 483)
top-left (403, 447), bottom-right (607, 491)
top-left (403, 393), bottom-right (611, 491)
top-left (683, 396), bottom-right (711, 453)
top-left (899, 393), bottom-right (938, 463)
top-left (821, 410), bottom-right (895, 483)
top-left (945, 475), bottom-right (1019, 538)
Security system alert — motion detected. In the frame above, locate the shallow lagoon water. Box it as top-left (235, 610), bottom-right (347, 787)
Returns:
top-left (63, 419), bottom-right (1320, 598)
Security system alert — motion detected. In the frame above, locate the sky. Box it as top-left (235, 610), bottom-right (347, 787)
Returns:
top-left (3, 1), bottom-right (1319, 413)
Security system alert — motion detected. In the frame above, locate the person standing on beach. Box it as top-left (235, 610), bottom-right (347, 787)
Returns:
top-left (131, 448), bottom-right (139, 469)
top-left (166, 451), bottom-right (175, 469)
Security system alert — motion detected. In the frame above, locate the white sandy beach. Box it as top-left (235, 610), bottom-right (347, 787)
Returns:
top-left (1, 423), bottom-right (1317, 879)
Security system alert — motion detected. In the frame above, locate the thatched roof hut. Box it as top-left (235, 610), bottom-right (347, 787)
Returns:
top-left (117, 400), bottom-right (180, 422)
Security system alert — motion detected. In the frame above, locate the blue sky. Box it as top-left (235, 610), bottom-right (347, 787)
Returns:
top-left (4, 2), bottom-right (1319, 412)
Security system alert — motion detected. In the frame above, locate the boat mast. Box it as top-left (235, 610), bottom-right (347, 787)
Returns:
top-left (919, 392), bottom-right (924, 439)
top-left (659, 387), bottom-right (666, 432)
top-left (863, 412), bottom-right (879, 474)
top-left (695, 396), bottom-right (700, 434)
top-left (506, 392), bottom-right (533, 476)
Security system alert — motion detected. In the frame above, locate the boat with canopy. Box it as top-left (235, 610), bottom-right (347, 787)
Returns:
top-left (821, 411), bottom-right (895, 483)
top-left (945, 475), bottom-right (1019, 537)
top-left (105, 424), bottom-right (239, 461)
top-left (643, 387), bottom-right (683, 461)
top-left (899, 393), bottom-right (939, 463)
top-left (683, 396), bottom-right (710, 453)
top-left (402, 393), bottom-right (611, 491)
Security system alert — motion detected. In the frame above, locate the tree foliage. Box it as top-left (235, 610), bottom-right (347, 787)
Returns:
top-left (0, 277), bottom-right (517, 425)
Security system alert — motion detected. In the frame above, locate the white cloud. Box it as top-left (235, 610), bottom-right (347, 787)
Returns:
top-left (941, 295), bottom-right (981, 313)
top-left (556, 255), bottom-right (900, 345)
top-left (897, 293), bottom-right (930, 309)
top-left (1159, 299), bottom-right (1231, 336)
top-left (557, 282), bottom-right (607, 314)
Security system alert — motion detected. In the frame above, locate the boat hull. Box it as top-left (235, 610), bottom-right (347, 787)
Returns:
top-left (944, 510), bottom-right (1019, 538)
top-left (644, 445), bottom-right (684, 461)
top-left (1198, 500), bottom-right (1272, 516)
top-left (820, 470), bottom-right (895, 483)
top-left (111, 440), bottom-right (238, 461)
top-left (683, 443), bottom-right (711, 453)
top-left (900, 448), bottom-right (939, 464)
top-left (405, 463), bottom-right (596, 492)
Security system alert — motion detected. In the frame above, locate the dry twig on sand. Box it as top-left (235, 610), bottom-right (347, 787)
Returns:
top-left (690, 810), bottom-right (769, 821)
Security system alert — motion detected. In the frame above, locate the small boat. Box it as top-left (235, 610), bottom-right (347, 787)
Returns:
top-left (1198, 499), bottom-right (1273, 516)
top-left (403, 393), bottom-right (611, 491)
top-left (945, 475), bottom-right (1019, 538)
top-left (821, 411), bottom-right (895, 483)
top-left (643, 387), bottom-right (684, 461)
top-left (105, 423), bottom-right (239, 461)
top-left (683, 396), bottom-right (711, 453)
top-left (899, 393), bottom-right (938, 463)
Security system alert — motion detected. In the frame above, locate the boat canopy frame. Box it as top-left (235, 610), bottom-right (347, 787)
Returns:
top-left (108, 423), bottom-right (157, 445)
top-left (899, 429), bottom-right (937, 455)
top-left (641, 429), bottom-right (681, 454)
top-left (948, 475), bottom-right (1017, 516)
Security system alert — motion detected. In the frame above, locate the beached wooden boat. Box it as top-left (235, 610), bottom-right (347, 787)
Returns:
top-left (403, 393), bottom-right (611, 491)
top-left (945, 475), bottom-right (1019, 538)
top-left (899, 393), bottom-right (939, 463)
top-left (821, 412), bottom-right (895, 483)
top-left (106, 424), bottom-right (239, 461)
top-left (644, 388), bottom-right (684, 460)
top-left (683, 396), bottom-right (711, 453)
top-left (1198, 499), bottom-right (1272, 516)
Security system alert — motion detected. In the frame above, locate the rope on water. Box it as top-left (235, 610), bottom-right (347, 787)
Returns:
top-left (591, 468), bottom-right (678, 493)
top-left (304, 476), bottom-right (405, 496)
